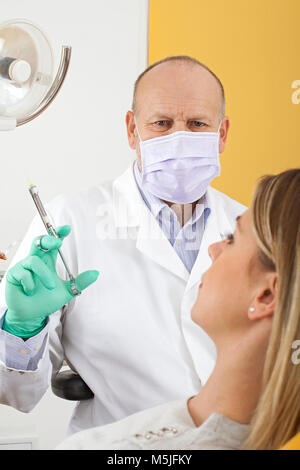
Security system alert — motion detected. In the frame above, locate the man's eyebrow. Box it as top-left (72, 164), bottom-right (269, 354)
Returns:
top-left (146, 113), bottom-right (212, 121)
top-left (147, 114), bottom-right (173, 120)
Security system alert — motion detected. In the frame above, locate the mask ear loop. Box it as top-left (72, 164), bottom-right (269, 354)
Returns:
top-left (134, 116), bottom-right (143, 143)
top-left (134, 116), bottom-right (145, 179)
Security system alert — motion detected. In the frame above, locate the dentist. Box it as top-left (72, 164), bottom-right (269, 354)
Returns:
top-left (0, 55), bottom-right (246, 435)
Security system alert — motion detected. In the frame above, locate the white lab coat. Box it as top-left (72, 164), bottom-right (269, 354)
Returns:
top-left (0, 162), bottom-right (247, 434)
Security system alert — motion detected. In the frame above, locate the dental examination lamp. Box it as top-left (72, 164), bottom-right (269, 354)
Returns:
top-left (0, 19), bottom-right (71, 130)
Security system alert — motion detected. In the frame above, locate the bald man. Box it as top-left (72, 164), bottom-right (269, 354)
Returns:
top-left (0, 56), bottom-right (246, 436)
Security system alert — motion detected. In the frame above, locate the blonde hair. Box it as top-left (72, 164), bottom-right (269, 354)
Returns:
top-left (243, 168), bottom-right (300, 449)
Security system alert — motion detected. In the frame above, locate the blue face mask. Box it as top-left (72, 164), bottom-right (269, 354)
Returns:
top-left (135, 118), bottom-right (222, 204)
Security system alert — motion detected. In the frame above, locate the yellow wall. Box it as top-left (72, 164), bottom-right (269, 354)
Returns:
top-left (149, 0), bottom-right (300, 206)
top-left (280, 432), bottom-right (300, 450)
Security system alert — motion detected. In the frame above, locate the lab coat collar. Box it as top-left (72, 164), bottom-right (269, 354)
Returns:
top-left (112, 163), bottom-right (235, 284)
top-left (133, 160), bottom-right (166, 219)
top-left (112, 162), bottom-right (144, 228)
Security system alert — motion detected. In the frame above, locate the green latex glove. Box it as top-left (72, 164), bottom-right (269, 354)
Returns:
top-left (3, 225), bottom-right (99, 338)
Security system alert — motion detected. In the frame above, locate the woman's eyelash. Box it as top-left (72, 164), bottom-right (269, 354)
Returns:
top-left (225, 233), bottom-right (234, 243)
top-left (220, 232), bottom-right (234, 243)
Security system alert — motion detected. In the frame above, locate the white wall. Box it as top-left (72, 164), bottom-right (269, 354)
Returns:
top-left (0, 0), bottom-right (148, 449)
top-left (0, 0), bottom-right (148, 266)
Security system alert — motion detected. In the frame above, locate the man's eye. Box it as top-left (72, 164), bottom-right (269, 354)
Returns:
top-left (155, 120), bottom-right (169, 126)
top-left (191, 121), bottom-right (206, 127)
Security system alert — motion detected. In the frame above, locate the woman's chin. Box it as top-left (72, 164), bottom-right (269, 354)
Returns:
top-left (191, 284), bottom-right (204, 324)
top-left (191, 303), bottom-right (203, 327)
top-left (191, 297), bottom-right (213, 333)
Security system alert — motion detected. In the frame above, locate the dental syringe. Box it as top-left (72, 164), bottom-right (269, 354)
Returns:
top-left (28, 180), bottom-right (80, 296)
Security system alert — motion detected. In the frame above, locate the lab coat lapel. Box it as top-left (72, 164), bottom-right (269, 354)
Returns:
top-left (185, 187), bottom-right (234, 293)
top-left (113, 163), bottom-right (190, 282)
top-left (136, 203), bottom-right (190, 281)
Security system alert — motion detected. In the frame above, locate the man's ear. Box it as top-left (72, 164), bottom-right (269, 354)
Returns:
top-left (125, 110), bottom-right (137, 149)
top-left (219, 116), bottom-right (230, 154)
top-left (248, 273), bottom-right (278, 321)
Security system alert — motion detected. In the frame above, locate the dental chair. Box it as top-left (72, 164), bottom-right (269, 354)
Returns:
top-left (51, 367), bottom-right (94, 401)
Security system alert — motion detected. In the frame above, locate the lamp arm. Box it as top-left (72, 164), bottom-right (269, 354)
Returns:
top-left (16, 45), bottom-right (71, 127)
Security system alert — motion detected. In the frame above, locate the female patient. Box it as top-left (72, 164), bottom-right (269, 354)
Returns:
top-left (57, 168), bottom-right (300, 450)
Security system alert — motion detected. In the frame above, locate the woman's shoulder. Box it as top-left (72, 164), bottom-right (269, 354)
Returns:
top-left (132, 412), bottom-right (250, 451)
top-left (56, 401), bottom-right (250, 450)
top-left (56, 397), bottom-right (194, 450)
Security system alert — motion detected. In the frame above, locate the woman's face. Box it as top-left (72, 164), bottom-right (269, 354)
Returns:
top-left (191, 209), bottom-right (268, 345)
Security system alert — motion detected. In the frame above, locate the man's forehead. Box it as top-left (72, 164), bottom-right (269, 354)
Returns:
top-left (136, 62), bottom-right (222, 117)
top-left (145, 103), bottom-right (215, 120)
top-left (139, 93), bottom-right (220, 120)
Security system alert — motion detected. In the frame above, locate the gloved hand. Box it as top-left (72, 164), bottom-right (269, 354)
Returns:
top-left (3, 225), bottom-right (99, 338)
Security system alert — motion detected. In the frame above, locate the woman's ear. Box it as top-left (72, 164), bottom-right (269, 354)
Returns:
top-left (248, 273), bottom-right (278, 321)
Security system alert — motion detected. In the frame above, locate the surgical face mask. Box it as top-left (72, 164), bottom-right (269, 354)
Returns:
top-left (135, 118), bottom-right (222, 204)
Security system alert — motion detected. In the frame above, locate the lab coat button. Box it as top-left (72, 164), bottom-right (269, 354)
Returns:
top-left (34, 344), bottom-right (41, 351)
top-left (160, 426), bottom-right (178, 434)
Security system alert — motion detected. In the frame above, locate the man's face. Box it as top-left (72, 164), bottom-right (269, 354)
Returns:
top-left (126, 61), bottom-right (230, 171)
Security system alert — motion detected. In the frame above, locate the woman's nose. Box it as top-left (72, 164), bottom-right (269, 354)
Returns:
top-left (208, 241), bottom-right (225, 262)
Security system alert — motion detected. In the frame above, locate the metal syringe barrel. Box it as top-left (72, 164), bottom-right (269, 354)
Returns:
top-left (28, 184), bottom-right (80, 296)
